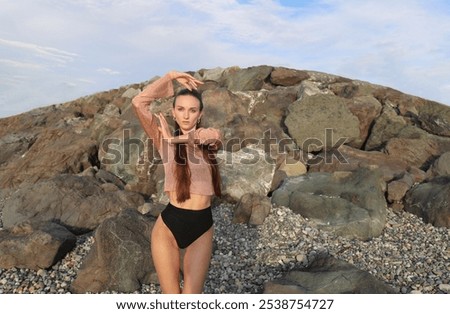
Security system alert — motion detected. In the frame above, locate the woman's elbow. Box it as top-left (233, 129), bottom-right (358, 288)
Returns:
top-left (131, 96), bottom-right (140, 109)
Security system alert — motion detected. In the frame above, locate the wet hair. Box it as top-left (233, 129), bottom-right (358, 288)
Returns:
top-left (172, 89), bottom-right (221, 203)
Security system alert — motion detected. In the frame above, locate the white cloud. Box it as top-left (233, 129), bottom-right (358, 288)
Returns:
top-left (0, 38), bottom-right (78, 65)
top-left (97, 67), bottom-right (121, 75)
top-left (0, 58), bottom-right (43, 70)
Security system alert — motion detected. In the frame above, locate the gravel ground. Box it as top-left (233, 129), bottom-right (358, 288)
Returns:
top-left (0, 201), bottom-right (449, 294)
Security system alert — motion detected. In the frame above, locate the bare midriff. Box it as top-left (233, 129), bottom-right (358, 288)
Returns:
top-left (167, 192), bottom-right (212, 210)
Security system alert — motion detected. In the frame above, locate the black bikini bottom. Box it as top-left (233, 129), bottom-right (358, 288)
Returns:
top-left (161, 203), bottom-right (213, 249)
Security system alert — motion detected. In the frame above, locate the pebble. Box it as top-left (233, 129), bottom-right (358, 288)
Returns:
top-left (439, 284), bottom-right (450, 293)
top-left (0, 202), bottom-right (449, 294)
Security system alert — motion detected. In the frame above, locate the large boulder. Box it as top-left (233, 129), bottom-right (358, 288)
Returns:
top-left (99, 122), bottom-right (161, 197)
top-left (364, 105), bottom-right (408, 150)
top-left (269, 67), bottom-right (310, 86)
top-left (271, 168), bottom-right (387, 240)
top-left (417, 100), bottom-right (450, 137)
top-left (217, 147), bottom-right (276, 203)
top-left (263, 254), bottom-right (395, 294)
top-left (309, 145), bottom-right (425, 183)
top-left (0, 131), bottom-right (37, 167)
top-left (285, 94), bottom-right (361, 152)
top-left (384, 136), bottom-right (441, 169)
top-left (0, 127), bottom-right (98, 189)
top-left (0, 221), bottom-right (76, 269)
top-left (89, 103), bottom-right (125, 143)
top-left (71, 208), bottom-right (156, 293)
top-left (426, 152), bottom-right (450, 178)
top-left (201, 88), bottom-right (253, 145)
top-left (2, 174), bottom-right (144, 233)
top-left (346, 95), bottom-right (382, 147)
top-left (404, 176), bottom-right (450, 228)
top-left (363, 101), bottom-right (450, 168)
top-left (224, 65), bottom-right (273, 91)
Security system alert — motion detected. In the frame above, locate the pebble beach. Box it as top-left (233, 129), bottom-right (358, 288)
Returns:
top-left (0, 202), bottom-right (449, 294)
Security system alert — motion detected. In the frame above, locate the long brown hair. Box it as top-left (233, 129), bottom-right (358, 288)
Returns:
top-left (173, 89), bottom-right (221, 203)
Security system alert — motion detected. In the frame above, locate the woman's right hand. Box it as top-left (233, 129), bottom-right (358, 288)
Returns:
top-left (168, 71), bottom-right (203, 91)
top-left (156, 112), bottom-right (173, 140)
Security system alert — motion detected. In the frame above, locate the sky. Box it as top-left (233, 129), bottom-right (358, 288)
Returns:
top-left (1, 0), bottom-right (450, 118)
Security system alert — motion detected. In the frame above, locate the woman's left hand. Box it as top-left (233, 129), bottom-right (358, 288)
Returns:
top-left (168, 71), bottom-right (203, 91)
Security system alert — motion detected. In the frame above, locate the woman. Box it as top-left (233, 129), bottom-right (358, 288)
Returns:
top-left (132, 71), bottom-right (222, 293)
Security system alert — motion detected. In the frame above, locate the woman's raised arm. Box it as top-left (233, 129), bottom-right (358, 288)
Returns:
top-left (132, 73), bottom-right (175, 152)
top-left (132, 71), bottom-right (204, 151)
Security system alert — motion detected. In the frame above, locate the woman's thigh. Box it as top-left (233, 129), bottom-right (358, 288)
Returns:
top-left (182, 227), bottom-right (214, 294)
top-left (151, 216), bottom-right (181, 293)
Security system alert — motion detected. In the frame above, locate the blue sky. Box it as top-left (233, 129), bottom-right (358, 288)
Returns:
top-left (1, 0), bottom-right (450, 118)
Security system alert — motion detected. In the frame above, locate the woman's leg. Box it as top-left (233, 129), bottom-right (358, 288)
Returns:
top-left (151, 216), bottom-right (181, 293)
top-left (181, 227), bottom-right (214, 294)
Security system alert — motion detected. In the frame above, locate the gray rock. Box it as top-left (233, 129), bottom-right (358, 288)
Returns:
top-left (285, 94), bottom-right (361, 152)
top-left (201, 88), bottom-right (250, 138)
top-left (439, 284), bottom-right (450, 293)
top-left (224, 65), bottom-right (273, 91)
top-left (0, 132), bottom-right (36, 166)
top-left (121, 87), bottom-right (140, 99)
top-left (417, 100), bottom-right (450, 137)
top-left (365, 105), bottom-right (407, 150)
top-left (271, 168), bottom-right (387, 240)
top-left (427, 151), bottom-right (450, 178)
top-left (2, 174), bottom-right (144, 233)
top-left (217, 147), bottom-right (276, 202)
top-left (263, 254), bottom-right (395, 294)
top-left (98, 122), bottom-right (161, 198)
top-left (89, 107), bottom-right (124, 143)
top-left (404, 176), bottom-right (450, 228)
top-left (71, 208), bottom-right (156, 293)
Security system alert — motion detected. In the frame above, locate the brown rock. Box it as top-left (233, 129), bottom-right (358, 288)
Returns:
top-left (346, 95), bottom-right (382, 147)
top-left (270, 67), bottom-right (310, 86)
top-left (0, 128), bottom-right (98, 189)
top-left (309, 145), bottom-right (411, 182)
top-left (0, 221), bottom-right (76, 270)
top-left (384, 137), bottom-right (440, 169)
top-left (387, 180), bottom-right (411, 203)
top-left (233, 193), bottom-right (272, 226)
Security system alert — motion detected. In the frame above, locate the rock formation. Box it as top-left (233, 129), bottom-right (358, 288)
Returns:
top-left (0, 65), bottom-right (449, 293)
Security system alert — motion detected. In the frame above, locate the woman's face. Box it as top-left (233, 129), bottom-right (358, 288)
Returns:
top-left (172, 95), bottom-right (203, 134)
